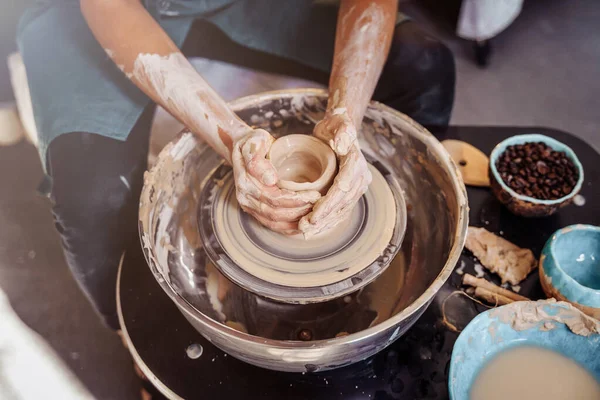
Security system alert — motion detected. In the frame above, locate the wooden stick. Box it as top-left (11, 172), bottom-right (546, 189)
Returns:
top-left (463, 273), bottom-right (529, 302)
top-left (474, 287), bottom-right (514, 306)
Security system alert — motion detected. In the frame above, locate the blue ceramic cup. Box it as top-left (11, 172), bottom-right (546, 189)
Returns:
top-left (449, 300), bottom-right (600, 399)
top-left (540, 224), bottom-right (600, 319)
top-left (489, 134), bottom-right (584, 217)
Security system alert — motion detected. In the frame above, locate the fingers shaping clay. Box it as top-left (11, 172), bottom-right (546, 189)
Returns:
top-left (198, 158), bottom-right (406, 303)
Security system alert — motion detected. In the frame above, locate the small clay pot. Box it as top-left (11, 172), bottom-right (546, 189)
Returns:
top-left (489, 134), bottom-right (584, 217)
top-left (268, 134), bottom-right (336, 195)
top-left (539, 224), bottom-right (600, 319)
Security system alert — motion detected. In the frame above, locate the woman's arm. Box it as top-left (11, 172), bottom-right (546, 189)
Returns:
top-left (330, 0), bottom-right (396, 124)
top-left (81, 0), bottom-right (248, 162)
top-left (81, 0), bottom-right (321, 233)
top-left (325, 0), bottom-right (397, 151)
top-left (300, 0), bottom-right (397, 237)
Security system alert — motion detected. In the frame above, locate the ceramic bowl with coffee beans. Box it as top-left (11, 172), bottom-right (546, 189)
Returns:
top-left (489, 134), bottom-right (584, 217)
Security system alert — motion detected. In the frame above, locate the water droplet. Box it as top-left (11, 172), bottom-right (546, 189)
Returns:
top-left (574, 194), bottom-right (586, 206)
top-left (297, 329), bottom-right (313, 341)
top-left (419, 346), bottom-right (432, 360)
top-left (186, 343), bottom-right (203, 359)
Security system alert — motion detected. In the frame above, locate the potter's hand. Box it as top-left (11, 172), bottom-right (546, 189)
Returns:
top-left (300, 115), bottom-right (372, 238)
top-left (232, 129), bottom-right (321, 234)
top-left (312, 109), bottom-right (357, 156)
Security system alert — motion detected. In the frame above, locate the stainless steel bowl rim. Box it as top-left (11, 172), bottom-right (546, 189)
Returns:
top-left (141, 88), bottom-right (469, 349)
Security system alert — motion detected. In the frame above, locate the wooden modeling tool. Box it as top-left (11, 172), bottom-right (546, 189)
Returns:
top-left (442, 140), bottom-right (490, 187)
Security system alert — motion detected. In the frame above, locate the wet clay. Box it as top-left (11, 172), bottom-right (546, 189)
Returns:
top-left (276, 153), bottom-right (322, 183)
top-left (471, 346), bottom-right (600, 400)
top-left (465, 227), bottom-right (537, 285)
top-left (212, 163), bottom-right (396, 288)
top-left (489, 299), bottom-right (600, 336)
top-left (268, 134), bottom-right (337, 194)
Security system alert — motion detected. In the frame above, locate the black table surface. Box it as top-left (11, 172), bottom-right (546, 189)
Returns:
top-left (118, 126), bottom-right (599, 400)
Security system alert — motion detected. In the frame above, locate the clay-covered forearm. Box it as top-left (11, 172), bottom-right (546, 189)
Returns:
top-left (328, 0), bottom-right (397, 127)
top-left (80, 0), bottom-right (249, 162)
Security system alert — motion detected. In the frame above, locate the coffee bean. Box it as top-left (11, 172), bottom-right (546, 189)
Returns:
top-left (517, 177), bottom-right (529, 188)
top-left (536, 161), bottom-right (549, 175)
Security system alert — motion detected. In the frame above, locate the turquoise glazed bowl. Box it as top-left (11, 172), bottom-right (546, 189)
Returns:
top-left (448, 300), bottom-right (600, 399)
top-left (489, 134), bottom-right (584, 217)
top-left (540, 224), bottom-right (600, 319)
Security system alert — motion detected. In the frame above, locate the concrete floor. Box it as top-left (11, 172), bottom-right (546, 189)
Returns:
top-left (0, 1), bottom-right (598, 399)
top-left (421, 0), bottom-right (600, 150)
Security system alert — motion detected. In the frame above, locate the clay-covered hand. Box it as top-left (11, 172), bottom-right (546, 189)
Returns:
top-left (232, 129), bottom-right (321, 234)
top-left (299, 113), bottom-right (372, 237)
top-left (311, 108), bottom-right (357, 156)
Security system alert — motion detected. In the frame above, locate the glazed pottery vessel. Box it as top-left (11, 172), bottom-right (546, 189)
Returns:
top-left (489, 134), bottom-right (584, 217)
top-left (539, 224), bottom-right (600, 319)
top-left (449, 300), bottom-right (600, 399)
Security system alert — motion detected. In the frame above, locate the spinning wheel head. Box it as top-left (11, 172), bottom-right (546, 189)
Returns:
top-left (198, 158), bottom-right (407, 304)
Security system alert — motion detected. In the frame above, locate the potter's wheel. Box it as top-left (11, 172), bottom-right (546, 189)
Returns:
top-left (198, 157), bottom-right (407, 304)
top-left (139, 90), bottom-right (469, 372)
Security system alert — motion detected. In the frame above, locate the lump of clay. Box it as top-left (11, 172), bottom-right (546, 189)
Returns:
top-left (465, 227), bottom-right (537, 285)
